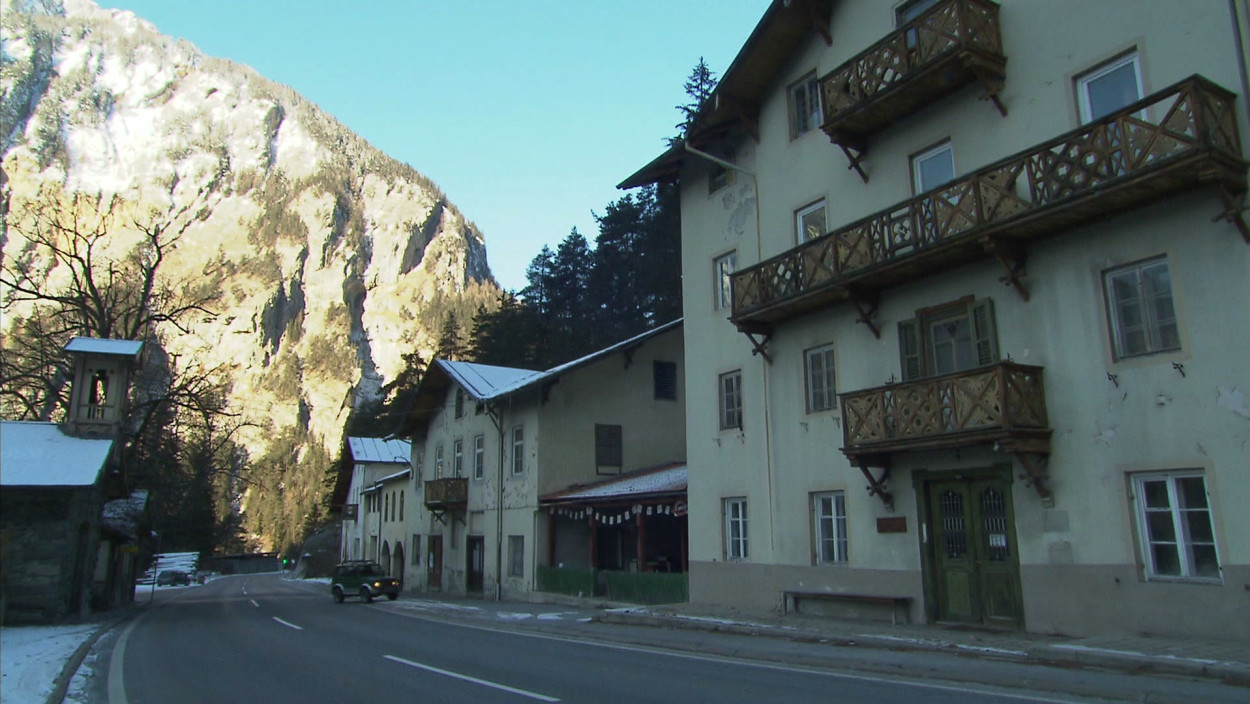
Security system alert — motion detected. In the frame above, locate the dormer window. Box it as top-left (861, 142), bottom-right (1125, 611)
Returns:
top-left (87, 368), bottom-right (112, 419)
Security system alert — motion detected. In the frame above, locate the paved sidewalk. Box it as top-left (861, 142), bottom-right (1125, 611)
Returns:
top-left (591, 601), bottom-right (1250, 685)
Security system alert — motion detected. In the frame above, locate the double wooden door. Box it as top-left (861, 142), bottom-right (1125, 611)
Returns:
top-left (927, 477), bottom-right (1022, 628)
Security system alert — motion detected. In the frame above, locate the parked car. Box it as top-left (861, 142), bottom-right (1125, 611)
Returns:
top-left (330, 561), bottom-right (399, 603)
top-left (156, 570), bottom-right (191, 586)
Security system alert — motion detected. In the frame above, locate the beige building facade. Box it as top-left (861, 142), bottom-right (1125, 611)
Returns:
top-left (624, 0), bottom-right (1249, 640)
top-left (402, 321), bottom-right (687, 600)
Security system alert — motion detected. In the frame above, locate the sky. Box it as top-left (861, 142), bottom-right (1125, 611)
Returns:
top-left (102, 0), bottom-right (772, 292)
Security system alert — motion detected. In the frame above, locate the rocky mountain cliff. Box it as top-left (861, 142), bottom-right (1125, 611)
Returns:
top-left (1, 0), bottom-right (498, 548)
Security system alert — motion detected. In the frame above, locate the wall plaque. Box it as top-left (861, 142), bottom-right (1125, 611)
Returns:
top-left (877, 516), bottom-right (907, 533)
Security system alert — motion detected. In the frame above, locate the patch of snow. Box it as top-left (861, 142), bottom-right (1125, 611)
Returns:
top-left (497, 612), bottom-right (536, 621)
top-left (1, 624), bottom-right (98, 704)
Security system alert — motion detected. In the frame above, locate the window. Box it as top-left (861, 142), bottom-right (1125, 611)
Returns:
top-left (453, 438), bottom-right (464, 477)
top-left (508, 535), bottom-right (524, 577)
top-left (1104, 257), bottom-right (1179, 360)
top-left (399, 491), bottom-right (404, 522)
top-left (384, 493), bottom-right (390, 522)
top-left (708, 150), bottom-right (735, 193)
top-left (511, 426), bottom-right (524, 475)
top-left (718, 370), bottom-right (743, 430)
top-left (435, 445), bottom-right (445, 478)
top-left (411, 534), bottom-right (421, 565)
top-left (473, 434), bottom-right (485, 480)
top-left (714, 251), bottom-right (737, 310)
top-left (1077, 53), bottom-right (1142, 123)
top-left (812, 491), bottom-right (848, 565)
top-left (654, 361), bottom-right (678, 400)
top-left (724, 498), bottom-right (748, 560)
top-left (595, 424), bottom-right (623, 473)
top-left (804, 344), bottom-right (837, 413)
top-left (455, 389), bottom-right (465, 419)
top-left (1131, 471), bottom-right (1220, 581)
top-left (896, 0), bottom-right (940, 24)
top-left (796, 200), bottom-right (826, 243)
top-left (789, 72), bottom-right (822, 138)
top-left (898, 298), bottom-right (998, 381)
top-left (911, 140), bottom-right (955, 194)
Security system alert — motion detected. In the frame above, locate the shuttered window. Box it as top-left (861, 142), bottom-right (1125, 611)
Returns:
top-left (898, 298), bottom-right (999, 380)
top-left (595, 424), bottom-right (623, 473)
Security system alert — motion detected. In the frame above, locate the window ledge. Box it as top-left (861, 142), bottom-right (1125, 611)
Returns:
top-left (1144, 576), bottom-right (1223, 586)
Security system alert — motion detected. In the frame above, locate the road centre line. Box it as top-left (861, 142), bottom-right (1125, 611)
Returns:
top-left (272, 617), bottom-right (302, 630)
top-left (384, 655), bottom-right (559, 702)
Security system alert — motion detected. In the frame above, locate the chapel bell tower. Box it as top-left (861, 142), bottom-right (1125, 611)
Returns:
top-left (63, 337), bottom-right (145, 438)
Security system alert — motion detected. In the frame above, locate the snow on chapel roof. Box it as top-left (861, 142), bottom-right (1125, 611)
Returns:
top-left (64, 337), bottom-right (144, 358)
top-left (347, 436), bottom-right (411, 464)
top-left (0, 421), bottom-right (114, 487)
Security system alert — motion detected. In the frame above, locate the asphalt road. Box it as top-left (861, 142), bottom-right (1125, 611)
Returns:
top-left (101, 575), bottom-right (1234, 704)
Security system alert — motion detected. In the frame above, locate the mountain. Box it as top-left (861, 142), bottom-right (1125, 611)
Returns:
top-left (0, 0), bottom-right (499, 549)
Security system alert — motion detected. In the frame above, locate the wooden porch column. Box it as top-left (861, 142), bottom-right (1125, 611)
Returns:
top-left (681, 522), bottom-right (688, 573)
top-left (588, 513), bottom-right (598, 570)
top-left (635, 510), bottom-right (647, 573)
top-left (546, 510), bottom-right (556, 567)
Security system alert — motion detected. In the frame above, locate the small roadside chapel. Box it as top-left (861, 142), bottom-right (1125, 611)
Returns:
top-left (537, 463), bottom-right (687, 603)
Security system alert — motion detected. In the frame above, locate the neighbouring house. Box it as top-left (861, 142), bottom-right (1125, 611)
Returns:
top-left (621, 0), bottom-right (1249, 640)
top-left (0, 337), bottom-right (145, 623)
top-left (337, 436), bottom-right (412, 579)
top-left (402, 320), bottom-right (686, 602)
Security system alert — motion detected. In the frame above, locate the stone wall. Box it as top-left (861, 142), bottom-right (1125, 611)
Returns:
top-left (0, 486), bottom-right (103, 624)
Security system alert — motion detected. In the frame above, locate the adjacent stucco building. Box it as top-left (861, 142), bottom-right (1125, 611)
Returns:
top-left (339, 436), bottom-right (412, 578)
top-left (623, 0), bottom-right (1249, 640)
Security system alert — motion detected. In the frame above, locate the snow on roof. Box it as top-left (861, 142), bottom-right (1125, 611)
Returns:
top-left (64, 337), bottom-right (144, 357)
top-left (542, 463), bottom-right (687, 504)
top-left (377, 469), bottom-right (411, 484)
top-left (103, 489), bottom-right (150, 539)
top-left (438, 360), bottom-right (540, 400)
top-left (0, 421), bottom-right (114, 487)
top-left (347, 436), bottom-right (411, 464)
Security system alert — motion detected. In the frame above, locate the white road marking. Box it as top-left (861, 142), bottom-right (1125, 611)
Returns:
top-left (384, 655), bottom-right (560, 702)
top-left (272, 617), bottom-right (303, 630)
top-left (250, 599), bottom-right (260, 608)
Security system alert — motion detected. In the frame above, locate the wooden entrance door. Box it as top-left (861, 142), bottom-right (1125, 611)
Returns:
top-left (427, 535), bottom-right (443, 591)
top-left (929, 478), bottom-right (1022, 628)
top-left (466, 536), bottom-right (484, 593)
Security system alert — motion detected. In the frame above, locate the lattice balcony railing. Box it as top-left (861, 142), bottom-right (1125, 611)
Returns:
top-left (733, 75), bottom-right (1246, 327)
top-left (424, 477), bottom-right (468, 508)
top-left (820, 0), bottom-right (1005, 145)
top-left (840, 362), bottom-right (1047, 459)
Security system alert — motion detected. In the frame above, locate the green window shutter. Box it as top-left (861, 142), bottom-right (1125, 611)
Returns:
top-left (898, 318), bottom-right (922, 381)
top-left (971, 298), bottom-right (1000, 366)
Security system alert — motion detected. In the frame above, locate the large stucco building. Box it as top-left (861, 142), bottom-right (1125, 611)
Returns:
top-left (623, 0), bottom-right (1249, 640)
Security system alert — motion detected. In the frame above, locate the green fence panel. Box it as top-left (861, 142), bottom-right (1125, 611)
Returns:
top-left (535, 565), bottom-right (596, 597)
top-left (603, 571), bottom-right (688, 604)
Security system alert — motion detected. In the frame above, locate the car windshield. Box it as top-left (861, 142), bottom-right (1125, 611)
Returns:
top-left (361, 564), bottom-right (384, 576)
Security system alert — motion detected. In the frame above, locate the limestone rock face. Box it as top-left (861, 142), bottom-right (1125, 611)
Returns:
top-left (1, 0), bottom-right (497, 547)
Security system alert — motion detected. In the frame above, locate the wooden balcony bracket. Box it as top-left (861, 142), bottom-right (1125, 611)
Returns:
top-left (742, 329), bottom-right (774, 364)
top-left (1214, 185), bottom-right (1250, 243)
top-left (835, 139), bottom-right (870, 183)
top-left (1014, 453), bottom-right (1054, 507)
top-left (982, 237), bottom-right (1029, 302)
top-left (973, 68), bottom-right (1008, 118)
top-left (857, 462), bottom-right (894, 510)
top-left (803, 1), bottom-right (833, 46)
top-left (848, 290), bottom-right (882, 338)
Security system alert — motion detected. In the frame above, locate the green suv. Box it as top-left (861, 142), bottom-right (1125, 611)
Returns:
top-left (330, 561), bottom-right (400, 603)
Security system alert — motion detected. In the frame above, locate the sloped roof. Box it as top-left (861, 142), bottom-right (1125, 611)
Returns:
top-left (439, 361), bottom-right (542, 400)
top-left (347, 437), bottom-right (411, 464)
top-left (377, 469), bottom-right (411, 484)
top-left (542, 463), bottom-right (687, 505)
top-left (0, 421), bottom-right (114, 487)
top-left (103, 489), bottom-right (150, 540)
top-left (64, 337), bottom-right (144, 358)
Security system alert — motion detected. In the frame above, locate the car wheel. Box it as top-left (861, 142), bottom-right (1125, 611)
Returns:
top-left (360, 587), bottom-right (373, 604)
top-left (332, 587), bottom-right (344, 603)
top-left (386, 593), bottom-right (398, 601)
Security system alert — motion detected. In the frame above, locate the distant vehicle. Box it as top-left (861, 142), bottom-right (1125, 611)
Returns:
top-left (330, 561), bottom-right (399, 603)
top-left (156, 570), bottom-right (191, 586)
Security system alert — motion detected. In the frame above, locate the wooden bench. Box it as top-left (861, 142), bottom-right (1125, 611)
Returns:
top-left (782, 591), bottom-right (913, 625)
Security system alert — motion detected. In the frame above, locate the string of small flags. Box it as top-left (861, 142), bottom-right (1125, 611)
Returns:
top-left (548, 501), bottom-right (686, 524)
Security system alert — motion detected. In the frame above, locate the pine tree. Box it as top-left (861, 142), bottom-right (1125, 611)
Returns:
top-left (675, 57), bottom-right (718, 139)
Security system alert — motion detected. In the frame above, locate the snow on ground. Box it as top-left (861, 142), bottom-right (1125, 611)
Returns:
top-left (1, 624), bottom-right (98, 704)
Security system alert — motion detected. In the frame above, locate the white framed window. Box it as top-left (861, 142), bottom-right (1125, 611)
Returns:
top-left (796, 200), bottom-right (826, 243)
top-left (399, 491), bottom-right (404, 522)
top-left (435, 445), bottom-right (445, 478)
top-left (718, 370), bottom-right (743, 431)
top-left (911, 140), bottom-right (954, 194)
top-left (812, 491), bottom-right (848, 565)
top-left (804, 344), bottom-right (837, 413)
top-left (896, 0), bottom-right (940, 24)
top-left (453, 438), bottom-right (464, 477)
top-left (1077, 53), bottom-right (1143, 123)
top-left (511, 426), bottom-right (524, 475)
top-left (898, 298), bottom-right (998, 381)
top-left (714, 251), bottom-right (737, 310)
top-left (454, 389), bottom-right (465, 419)
top-left (508, 535), bottom-right (525, 577)
top-left (724, 498), bottom-right (749, 560)
top-left (1131, 471), bottom-right (1220, 581)
top-left (789, 72), bottom-right (822, 138)
top-left (1104, 257), bottom-right (1179, 360)
top-left (472, 434), bottom-right (485, 480)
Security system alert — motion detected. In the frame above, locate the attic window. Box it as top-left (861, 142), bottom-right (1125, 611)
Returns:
top-left (654, 361), bottom-right (678, 401)
top-left (455, 389), bottom-right (465, 419)
top-left (708, 150), bottom-right (736, 194)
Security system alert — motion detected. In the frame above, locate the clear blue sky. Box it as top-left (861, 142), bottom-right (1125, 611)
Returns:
top-left (104, 0), bottom-right (771, 292)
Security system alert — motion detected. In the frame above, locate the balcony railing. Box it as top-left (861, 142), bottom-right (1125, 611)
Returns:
top-left (820, 0), bottom-right (1006, 150)
top-left (840, 362), bottom-right (1049, 464)
top-left (733, 75), bottom-right (1246, 330)
top-left (424, 477), bottom-right (468, 510)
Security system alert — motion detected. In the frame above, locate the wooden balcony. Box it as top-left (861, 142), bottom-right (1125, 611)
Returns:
top-left (821, 0), bottom-right (1006, 172)
top-left (840, 362), bottom-right (1049, 467)
top-left (424, 477), bottom-right (468, 511)
top-left (733, 75), bottom-right (1247, 333)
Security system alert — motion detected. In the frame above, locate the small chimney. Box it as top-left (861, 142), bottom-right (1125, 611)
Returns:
top-left (63, 337), bottom-right (144, 438)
